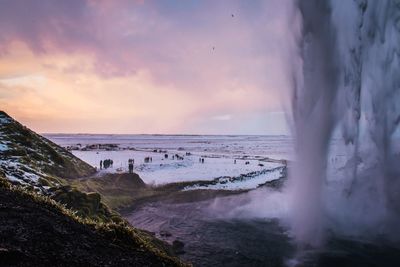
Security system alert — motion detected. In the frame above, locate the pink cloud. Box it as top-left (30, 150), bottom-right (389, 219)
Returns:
top-left (0, 0), bottom-right (294, 134)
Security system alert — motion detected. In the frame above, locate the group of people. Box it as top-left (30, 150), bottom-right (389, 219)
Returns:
top-left (100, 159), bottom-right (113, 169)
top-left (175, 154), bottom-right (184, 160)
top-left (199, 157), bottom-right (205, 164)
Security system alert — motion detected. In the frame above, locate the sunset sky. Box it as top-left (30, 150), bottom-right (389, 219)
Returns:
top-left (0, 0), bottom-right (293, 134)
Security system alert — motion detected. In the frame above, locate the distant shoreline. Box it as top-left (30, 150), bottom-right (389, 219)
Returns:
top-left (43, 133), bottom-right (292, 137)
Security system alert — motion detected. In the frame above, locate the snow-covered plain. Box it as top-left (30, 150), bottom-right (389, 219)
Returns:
top-left (47, 134), bottom-right (292, 189)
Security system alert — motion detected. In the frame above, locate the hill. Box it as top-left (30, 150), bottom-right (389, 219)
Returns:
top-left (0, 111), bottom-right (95, 192)
top-left (0, 111), bottom-right (187, 266)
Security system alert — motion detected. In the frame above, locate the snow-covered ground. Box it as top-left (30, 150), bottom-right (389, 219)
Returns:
top-left (0, 114), bottom-right (44, 188)
top-left (184, 166), bottom-right (285, 191)
top-left (45, 134), bottom-right (293, 160)
top-left (47, 134), bottom-right (292, 188)
top-left (0, 143), bottom-right (8, 152)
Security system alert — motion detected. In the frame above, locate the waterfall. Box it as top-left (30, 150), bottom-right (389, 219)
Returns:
top-left (289, 0), bottom-right (400, 247)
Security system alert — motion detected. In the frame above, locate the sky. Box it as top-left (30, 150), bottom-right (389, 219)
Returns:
top-left (0, 0), bottom-right (293, 135)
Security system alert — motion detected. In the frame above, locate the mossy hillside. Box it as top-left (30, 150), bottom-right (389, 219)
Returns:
top-left (0, 111), bottom-right (121, 223)
top-left (0, 175), bottom-right (189, 266)
top-left (0, 111), bottom-right (95, 186)
top-left (50, 185), bottom-right (124, 223)
top-left (72, 173), bottom-right (158, 210)
top-left (70, 173), bottom-right (211, 211)
top-left (72, 172), bottom-right (247, 212)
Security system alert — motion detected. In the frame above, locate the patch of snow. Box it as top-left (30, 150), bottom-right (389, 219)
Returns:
top-left (184, 167), bottom-right (284, 191)
top-left (24, 172), bottom-right (40, 183)
top-left (6, 173), bottom-right (28, 184)
top-left (0, 116), bottom-right (11, 125)
top-left (0, 157), bottom-right (42, 187)
top-left (0, 143), bottom-right (8, 152)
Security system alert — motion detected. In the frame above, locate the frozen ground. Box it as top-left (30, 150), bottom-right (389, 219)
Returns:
top-left (47, 134), bottom-right (291, 188)
top-left (183, 166), bottom-right (286, 191)
top-left (45, 134), bottom-right (292, 159)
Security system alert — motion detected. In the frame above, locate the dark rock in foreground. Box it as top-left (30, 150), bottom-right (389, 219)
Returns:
top-left (0, 179), bottom-right (187, 267)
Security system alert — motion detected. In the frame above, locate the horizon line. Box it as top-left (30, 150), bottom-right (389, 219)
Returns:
top-left (42, 133), bottom-right (291, 137)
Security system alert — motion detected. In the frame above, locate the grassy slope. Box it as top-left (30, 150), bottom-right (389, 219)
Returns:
top-left (72, 173), bottom-right (161, 210)
top-left (0, 111), bottom-right (95, 187)
top-left (0, 111), bottom-right (115, 222)
top-left (0, 114), bottom-right (95, 180)
top-left (73, 173), bottom-right (248, 212)
top-left (0, 174), bottom-right (188, 266)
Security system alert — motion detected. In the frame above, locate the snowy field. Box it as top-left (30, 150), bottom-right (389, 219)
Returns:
top-left (47, 134), bottom-right (292, 188)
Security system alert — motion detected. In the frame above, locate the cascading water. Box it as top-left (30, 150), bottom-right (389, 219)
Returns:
top-left (288, 0), bottom-right (340, 247)
top-left (289, 0), bottom-right (400, 247)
